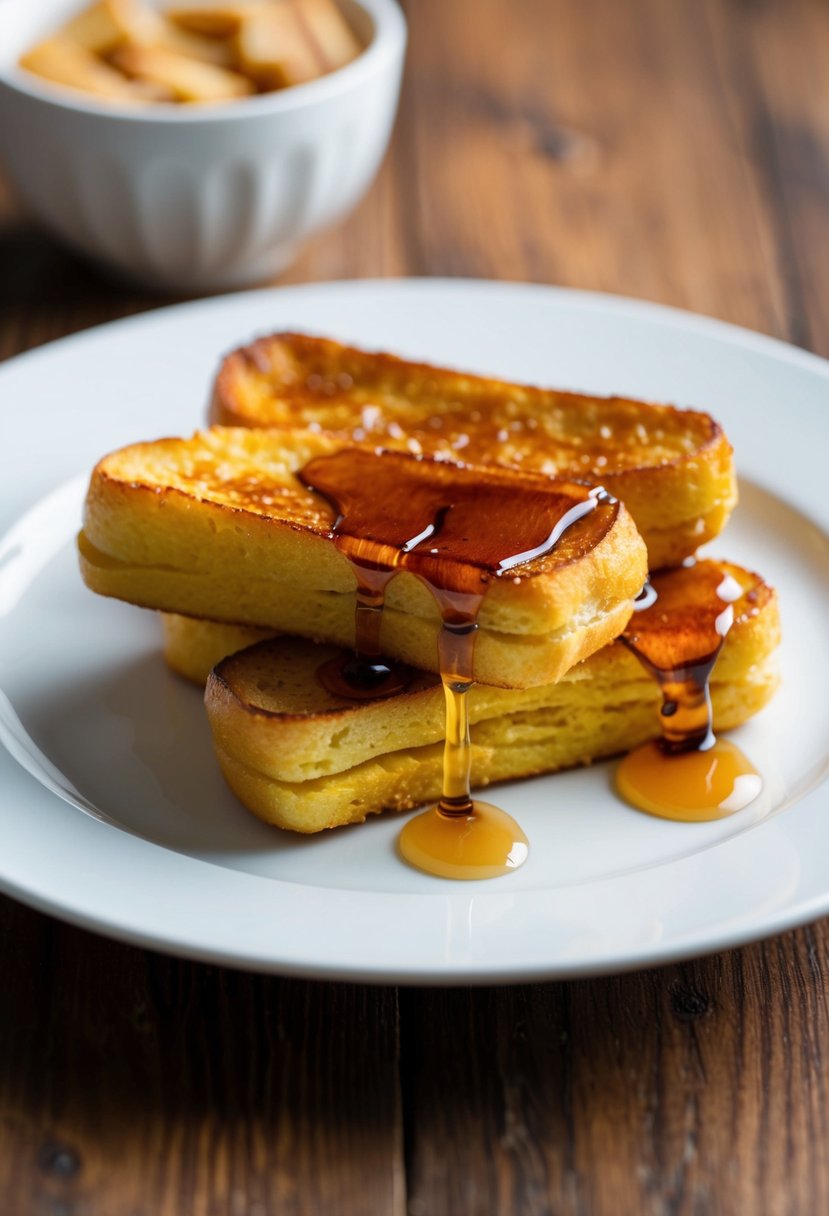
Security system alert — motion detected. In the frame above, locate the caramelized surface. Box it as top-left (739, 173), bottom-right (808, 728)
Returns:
top-left (621, 563), bottom-right (746, 672)
top-left (212, 332), bottom-right (726, 478)
top-left (84, 424), bottom-right (647, 687)
top-left (107, 427), bottom-right (617, 578)
top-left (209, 334), bottom-right (738, 569)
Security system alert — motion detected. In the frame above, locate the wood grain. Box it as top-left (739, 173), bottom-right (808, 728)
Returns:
top-left (0, 901), bottom-right (404, 1216)
top-left (402, 939), bottom-right (829, 1216)
top-left (2, 0), bottom-right (829, 1213)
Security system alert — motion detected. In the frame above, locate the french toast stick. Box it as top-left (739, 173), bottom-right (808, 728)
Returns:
top-left (210, 333), bottom-right (737, 568)
top-left (162, 613), bottom-right (273, 683)
top-left (204, 561), bottom-right (781, 833)
top-left (79, 426), bottom-right (648, 690)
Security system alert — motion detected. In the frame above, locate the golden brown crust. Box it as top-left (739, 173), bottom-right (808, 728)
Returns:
top-left (203, 561), bottom-right (780, 832)
top-left (209, 332), bottom-right (737, 567)
top-left (79, 425), bottom-right (648, 689)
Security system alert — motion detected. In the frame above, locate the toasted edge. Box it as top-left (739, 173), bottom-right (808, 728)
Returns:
top-left (203, 564), bottom-right (781, 831)
top-left (209, 332), bottom-right (737, 567)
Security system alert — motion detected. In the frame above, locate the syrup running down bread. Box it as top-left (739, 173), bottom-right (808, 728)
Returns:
top-left (210, 332), bottom-right (738, 568)
top-left (203, 561), bottom-right (780, 834)
top-left (79, 425), bottom-right (647, 690)
top-left (77, 326), bottom-right (780, 874)
top-left (295, 449), bottom-right (616, 877)
top-left (79, 422), bottom-right (650, 877)
top-left (617, 561), bottom-right (763, 820)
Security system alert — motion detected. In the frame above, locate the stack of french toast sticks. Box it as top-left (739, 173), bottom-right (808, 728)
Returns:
top-left (78, 333), bottom-right (781, 833)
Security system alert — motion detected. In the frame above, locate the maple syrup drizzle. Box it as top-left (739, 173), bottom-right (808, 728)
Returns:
top-left (317, 565), bottom-right (410, 700)
top-left (399, 609), bottom-right (530, 880)
top-left (299, 448), bottom-right (614, 878)
top-left (616, 565), bottom-right (762, 822)
top-left (434, 613), bottom-right (478, 817)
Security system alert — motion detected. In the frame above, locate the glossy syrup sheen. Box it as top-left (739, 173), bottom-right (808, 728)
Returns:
top-left (299, 447), bottom-right (615, 591)
top-left (303, 445), bottom-right (612, 743)
top-left (315, 562), bottom-right (411, 700)
top-left (397, 800), bottom-right (530, 881)
top-left (398, 657), bottom-right (530, 879)
top-left (299, 447), bottom-right (616, 879)
top-left (617, 562), bottom-right (762, 821)
top-left (616, 738), bottom-right (762, 822)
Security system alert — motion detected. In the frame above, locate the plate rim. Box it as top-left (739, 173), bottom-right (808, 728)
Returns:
top-left (5, 276), bottom-right (829, 381)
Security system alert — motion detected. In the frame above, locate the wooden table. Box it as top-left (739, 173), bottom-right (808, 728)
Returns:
top-left (2, 1), bottom-right (828, 1211)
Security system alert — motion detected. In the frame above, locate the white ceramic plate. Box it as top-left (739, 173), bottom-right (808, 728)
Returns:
top-left (1, 279), bottom-right (828, 984)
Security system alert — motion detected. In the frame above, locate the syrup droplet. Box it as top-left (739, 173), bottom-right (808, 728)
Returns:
top-left (617, 562), bottom-right (762, 821)
top-left (316, 653), bottom-right (413, 700)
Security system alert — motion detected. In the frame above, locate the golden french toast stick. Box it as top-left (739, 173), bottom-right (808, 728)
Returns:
top-left (210, 333), bottom-right (737, 568)
top-left (203, 561), bottom-right (780, 833)
top-left (162, 614), bottom-right (273, 682)
top-left (79, 426), bottom-right (647, 690)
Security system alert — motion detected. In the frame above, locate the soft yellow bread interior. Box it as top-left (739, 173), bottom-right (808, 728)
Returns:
top-left (79, 426), bottom-right (648, 689)
top-left (210, 332), bottom-right (737, 568)
top-left (162, 613), bottom-right (273, 682)
top-left (203, 561), bottom-right (781, 833)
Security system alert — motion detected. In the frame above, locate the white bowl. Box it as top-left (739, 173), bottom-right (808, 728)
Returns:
top-left (0, 0), bottom-right (406, 291)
